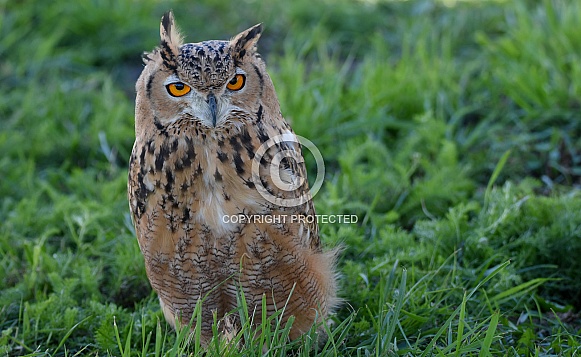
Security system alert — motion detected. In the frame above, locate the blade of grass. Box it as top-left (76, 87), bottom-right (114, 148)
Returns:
top-left (155, 318), bottom-right (162, 357)
top-left (478, 311), bottom-right (500, 357)
top-left (113, 316), bottom-right (133, 357)
top-left (51, 316), bottom-right (91, 357)
top-left (489, 278), bottom-right (552, 305)
top-left (455, 292), bottom-right (467, 357)
top-left (140, 312), bottom-right (153, 357)
top-left (483, 150), bottom-right (511, 210)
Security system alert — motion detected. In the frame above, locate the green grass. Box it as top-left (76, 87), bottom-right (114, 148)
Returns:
top-left (1, 0), bottom-right (581, 355)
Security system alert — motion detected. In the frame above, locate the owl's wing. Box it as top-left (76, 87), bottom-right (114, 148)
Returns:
top-left (271, 138), bottom-right (321, 251)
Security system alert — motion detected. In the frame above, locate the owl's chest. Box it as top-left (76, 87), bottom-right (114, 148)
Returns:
top-left (130, 134), bottom-right (264, 237)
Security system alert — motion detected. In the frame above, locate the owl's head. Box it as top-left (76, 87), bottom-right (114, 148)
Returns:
top-left (136, 12), bottom-right (277, 134)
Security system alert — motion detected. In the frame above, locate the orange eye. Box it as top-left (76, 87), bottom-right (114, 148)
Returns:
top-left (226, 74), bottom-right (245, 91)
top-left (166, 82), bottom-right (191, 97)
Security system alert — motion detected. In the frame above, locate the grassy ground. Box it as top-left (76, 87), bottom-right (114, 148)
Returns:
top-left (1, 0), bottom-right (581, 355)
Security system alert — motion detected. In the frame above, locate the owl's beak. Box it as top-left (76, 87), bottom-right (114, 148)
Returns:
top-left (206, 93), bottom-right (218, 127)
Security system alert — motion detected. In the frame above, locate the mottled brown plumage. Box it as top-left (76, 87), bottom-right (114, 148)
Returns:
top-left (128, 12), bottom-right (338, 345)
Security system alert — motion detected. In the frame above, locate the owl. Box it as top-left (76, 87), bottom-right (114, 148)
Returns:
top-left (128, 12), bottom-right (338, 346)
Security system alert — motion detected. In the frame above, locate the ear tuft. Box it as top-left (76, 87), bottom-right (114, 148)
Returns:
top-left (141, 51), bottom-right (153, 64)
top-left (159, 11), bottom-right (182, 67)
top-left (230, 24), bottom-right (262, 62)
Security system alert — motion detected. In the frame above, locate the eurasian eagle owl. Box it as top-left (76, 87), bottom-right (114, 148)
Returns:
top-left (128, 11), bottom-right (338, 345)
